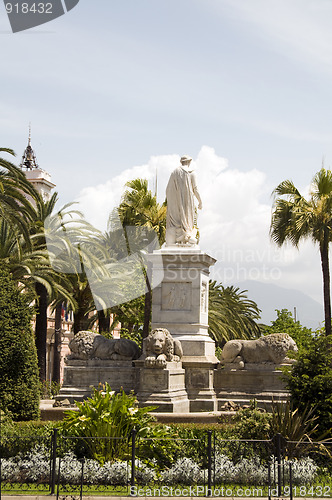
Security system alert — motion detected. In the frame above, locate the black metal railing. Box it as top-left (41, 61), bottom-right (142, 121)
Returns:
top-left (1, 429), bottom-right (332, 498)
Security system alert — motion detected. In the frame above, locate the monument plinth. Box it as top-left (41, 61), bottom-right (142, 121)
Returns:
top-left (135, 360), bottom-right (189, 412)
top-left (149, 247), bottom-right (218, 411)
top-left (150, 248), bottom-right (217, 362)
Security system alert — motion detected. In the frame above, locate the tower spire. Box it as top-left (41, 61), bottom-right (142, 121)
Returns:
top-left (20, 123), bottom-right (39, 170)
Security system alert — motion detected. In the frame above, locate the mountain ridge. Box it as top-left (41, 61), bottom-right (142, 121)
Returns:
top-left (234, 280), bottom-right (323, 330)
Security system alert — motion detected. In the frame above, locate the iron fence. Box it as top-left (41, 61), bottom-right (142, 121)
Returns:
top-left (1, 429), bottom-right (332, 498)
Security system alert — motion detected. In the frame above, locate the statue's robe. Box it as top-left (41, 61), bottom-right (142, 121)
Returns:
top-left (166, 165), bottom-right (198, 244)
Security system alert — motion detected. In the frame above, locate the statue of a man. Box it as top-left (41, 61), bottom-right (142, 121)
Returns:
top-left (165, 155), bottom-right (202, 246)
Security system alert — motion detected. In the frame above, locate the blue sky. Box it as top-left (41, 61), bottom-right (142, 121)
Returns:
top-left (2, 0), bottom-right (332, 324)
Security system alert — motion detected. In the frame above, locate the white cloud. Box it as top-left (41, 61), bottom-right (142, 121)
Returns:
top-left (75, 145), bottom-right (322, 304)
top-left (75, 153), bottom-right (179, 231)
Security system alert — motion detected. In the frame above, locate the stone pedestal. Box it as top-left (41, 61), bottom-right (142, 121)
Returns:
top-left (57, 360), bottom-right (138, 403)
top-left (135, 361), bottom-right (190, 412)
top-left (149, 248), bottom-right (218, 411)
top-left (150, 248), bottom-right (217, 362)
top-left (184, 360), bottom-right (218, 411)
top-left (214, 363), bottom-right (291, 410)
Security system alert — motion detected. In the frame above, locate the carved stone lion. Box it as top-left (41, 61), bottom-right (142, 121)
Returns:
top-left (140, 328), bottom-right (183, 369)
top-left (68, 331), bottom-right (140, 361)
top-left (220, 333), bottom-right (298, 369)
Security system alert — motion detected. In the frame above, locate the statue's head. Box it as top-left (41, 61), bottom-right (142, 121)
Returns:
top-left (147, 328), bottom-right (174, 360)
top-left (150, 330), bottom-right (166, 354)
top-left (180, 155), bottom-right (192, 165)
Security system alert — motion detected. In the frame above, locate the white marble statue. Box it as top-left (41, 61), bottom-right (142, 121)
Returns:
top-left (165, 155), bottom-right (202, 246)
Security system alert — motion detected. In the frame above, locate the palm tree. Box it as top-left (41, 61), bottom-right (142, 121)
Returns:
top-left (28, 192), bottom-right (60, 381)
top-left (0, 209), bottom-right (78, 381)
top-left (208, 281), bottom-right (261, 345)
top-left (0, 148), bottom-right (37, 245)
top-left (0, 177), bottom-right (86, 380)
top-left (117, 178), bottom-right (167, 243)
top-left (109, 178), bottom-right (167, 338)
top-left (270, 167), bottom-right (332, 336)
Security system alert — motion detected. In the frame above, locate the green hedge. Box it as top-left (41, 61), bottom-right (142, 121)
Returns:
top-left (0, 267), bottom-right (40, 420)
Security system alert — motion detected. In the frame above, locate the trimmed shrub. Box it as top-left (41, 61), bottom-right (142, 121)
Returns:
top-left (0, 420), bottom-right (58, 458)
top-left (285, 333), bottom-right (332, 437)
top-left (0, 267), bottom-right (40, 420)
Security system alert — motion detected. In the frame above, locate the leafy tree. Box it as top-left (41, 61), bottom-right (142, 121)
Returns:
top-left (271, 168), bottom-right (332, 335)
top-left (285, 333), bottom-right (332, 437)
top-left (0, 267), bottom-right (40, 420)
top-left (208, 281), bottom-right (261, 346)
top-left (263, 309), bottom-right (314, 354)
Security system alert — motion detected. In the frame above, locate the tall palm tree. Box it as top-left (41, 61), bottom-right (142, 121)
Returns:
top-left (28, 192), bottom-right (60, 381)
top-left (208, 281), bottom-right (261, 346)
top-left (270, 168), bottom-right (332, 336)
top-left (109, 178), bottom-right (167, 338)
top-left (0, 211), bottom-right (77, 381)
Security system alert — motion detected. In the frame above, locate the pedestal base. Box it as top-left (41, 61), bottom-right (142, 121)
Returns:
top-left (183, 359), bottom-right (218, 411)
top-left (214, 363), bottom-right (290, 410)
top-left (135, 361), bottom-right (190, 412)
top-left (57, 360), bottom-right (138, 403)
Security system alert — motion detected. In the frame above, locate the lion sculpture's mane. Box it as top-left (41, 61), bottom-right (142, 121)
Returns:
top-left (140, 328), bottom-right (183, 368)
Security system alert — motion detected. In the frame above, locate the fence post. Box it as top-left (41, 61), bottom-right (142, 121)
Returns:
top-left (56, 456), bottom-right (61, 500)
top-left (275, 433), bottom-right (282, 497)
top-left (131, 428), bottom-right (136, 490)
top-left (80, 458), bottom-right (84, 500)
top-left (289, 461), bottom-right (293, 500)
top-left (0, 412), bottom-right (2, 500)
top-left (207, 430), bottom-right (212, 496)
top-left (50, 428), bottom-right (58, 494)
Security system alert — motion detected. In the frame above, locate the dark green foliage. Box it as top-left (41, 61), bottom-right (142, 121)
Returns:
top-left (269, 400), bottom-right (321, 458)
top-left (209, 281), bottom-right (261, 347)
top-left (285, 333), bottom-right (332, 437)
top-left (0, 267), bottom-right (40, 420)
top-left (0, 419), bottom-right (58, 458)
top-left (263, 309), bottom-right (314, 354)
top-left (230, 404), bottom-right (272, 440)
top-left (62, 383), bottom-right (158, 463)
top-left (39, 380), bottom-right (61, 398)
top-left (117, 327), bottom-right (142, 348)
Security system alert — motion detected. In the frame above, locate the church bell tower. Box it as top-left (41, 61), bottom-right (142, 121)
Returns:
top-left (20, 125), bottom-right (55, 201)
